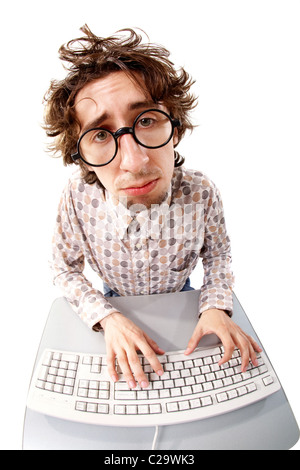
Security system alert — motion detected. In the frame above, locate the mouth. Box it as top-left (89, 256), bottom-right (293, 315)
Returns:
top-left (120, 179), bottom-right (159, 196)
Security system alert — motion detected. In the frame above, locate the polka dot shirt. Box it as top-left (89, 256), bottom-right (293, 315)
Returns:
top-left (51, 165), bottom-right (234, 330)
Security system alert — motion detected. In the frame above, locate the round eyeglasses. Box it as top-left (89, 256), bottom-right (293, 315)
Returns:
top-left (71, 109), bottom-right (181, 167)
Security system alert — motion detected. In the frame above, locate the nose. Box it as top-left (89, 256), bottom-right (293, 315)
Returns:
top-left (118, 133), bottom-right (150, 173)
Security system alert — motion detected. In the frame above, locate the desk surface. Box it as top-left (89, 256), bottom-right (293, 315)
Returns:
top-left (23, 290), bottom-right (299, 450)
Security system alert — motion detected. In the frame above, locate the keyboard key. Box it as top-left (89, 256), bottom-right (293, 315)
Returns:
top-left (163, 380), bottom-right (175, 389)
top-left (184, 360), bottom-right (194, 368)
top-left (216, 392), bottom-right (228, 403)
top-left (42, 352), bottom-right (52, 367)
top-left (170, 387), bottom-right (181, 397)
top-left (213, 379), bottom-right (223, 389)
top-left (203, 356), bottom-right (213, 365)
top-left (115, 391), bottom-right (136, 400)
top-left (185, 376), bottom-right (196, 386)
top-left (149, 404), bottom-right (162, 414)
top-left (99, 381), bottom-right (110, 391)
top-left (191, 366), bottom-right (201, 376)
top-left (222, 377), bottom-right (233, 387)
top-left (193, 358), bottom-right (203, 367)
top-left (78, 388), bottom-right (88, 397)
top-left (90, 364), bottom-right (100, 373)
top-left (153, 381), bottom-right (163, 390)
top-left (89, 380), bottom-right (99, 389)
top-left (150, 373), bottom-right (160, 381)
top-left (97, 404), bottom-right (109, 414)
top-left (115, 381), bottom-right (130, 391)
top-left (126, 405), bottom-right (137, 415)
top-left (237, 385), bottom-right (247, 396)
top-left (61, 354), bottom-right (79, 363)
top-left (263, 376), bottom-right (274, 386)
top-left (170, 370), bottom-right (181, 379)
top-left (174, 361), bottom-right (184, 370)
top-left (167, 402), bottom-right (178, 412)
top-left (148, 390), bottom-right (159, 399)
top-left (246, 382), bottom-right (257, 393)
top-left (227, 389), bottom-right (238, 399)
top-left (167, 353), bottom-right (184, 363)
top-left (201, 396), bottom-right (213, 407)
top-left (202, 382), bottom-right (213, 391)
top-left (179, 400), bottom-right (190, 411)
top-left (138, 405), bottom-right (149, 414)
top-left (87, 403), bottom-right (97, 413)
top-left (114, 405), bottom-right (126, 414)
top-left (88, 389), bottom-right (98, 399)
top-left (75, 401), bottom-right (86, 412)
top-left (182, 386), bottom-right (192, 395)
top-left (38, 366), bottom-right (49, 381)
top-left (190, 398), bottom-right (201, 409)
top-left (259, 365), bottom-right (268, 374)
top-left (82, 356), bottom-right (92, 365)
top-left (63, 386), bottom-right (73, 395)
top-left (159, 389), bottom-right (170, 398)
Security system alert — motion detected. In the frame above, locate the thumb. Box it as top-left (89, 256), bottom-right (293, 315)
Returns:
top-left (144, 332), bottom-right (165, 354)
top-left (184, 324), bottom-right (204, 355)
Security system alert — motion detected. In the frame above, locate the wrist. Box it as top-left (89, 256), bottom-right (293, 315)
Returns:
top-left (200, 308), bottom-right (230, 319)
top-left (100, 310), bottom-right (122, 329)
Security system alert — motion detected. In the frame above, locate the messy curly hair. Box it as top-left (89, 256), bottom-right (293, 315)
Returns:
top-left (44, 24), bottom-right (197, 184)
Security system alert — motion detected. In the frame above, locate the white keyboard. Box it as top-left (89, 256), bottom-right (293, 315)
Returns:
top-left (27, 345), bottom-right (281, 427)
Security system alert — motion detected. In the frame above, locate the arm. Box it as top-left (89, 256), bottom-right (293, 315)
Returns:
top-left (52, 183), bottom-right (165, 387)
top-left (51, 184), bottom-right (119, 329)
top-left (186, 184), bottom-right (261, 370)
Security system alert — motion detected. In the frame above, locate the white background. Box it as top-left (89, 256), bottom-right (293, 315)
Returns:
top-left (0, 0), bottom-right (299, 450)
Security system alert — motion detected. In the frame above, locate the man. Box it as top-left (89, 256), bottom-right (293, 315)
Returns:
top-left (46, 25), bottom-right (261, 390)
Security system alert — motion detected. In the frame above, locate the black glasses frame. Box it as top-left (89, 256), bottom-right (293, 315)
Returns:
top-left (71, 109), bottom-right (181, 167)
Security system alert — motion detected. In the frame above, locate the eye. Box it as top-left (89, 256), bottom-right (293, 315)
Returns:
top-left (138, 117), bottom-right (154, 128)
top-left (94, 130), bottom-right (109, 142)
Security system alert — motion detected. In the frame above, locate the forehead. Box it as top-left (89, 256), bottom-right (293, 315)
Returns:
top-left (74, 71), bottom-right (150, 120)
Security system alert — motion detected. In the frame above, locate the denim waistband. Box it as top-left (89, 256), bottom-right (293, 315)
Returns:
top-left (103, 277), bottom-right (194, 298)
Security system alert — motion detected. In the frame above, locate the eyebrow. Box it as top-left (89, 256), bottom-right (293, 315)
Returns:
top-left (81, 100), bottom-right (157, 134)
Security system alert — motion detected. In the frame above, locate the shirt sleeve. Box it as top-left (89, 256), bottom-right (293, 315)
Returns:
top-left (51, 182), bottom-right (119, 330)
top-left (198, 184), bottom-right (234, 316)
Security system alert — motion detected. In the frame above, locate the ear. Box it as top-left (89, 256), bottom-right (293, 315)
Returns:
top-left (173, 127), bottom-right (179, 146)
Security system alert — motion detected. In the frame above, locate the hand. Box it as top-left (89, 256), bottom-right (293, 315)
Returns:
top-left (100, 311), bottom-right (165, 388)
top-left (184, 308), bottom-right (262, 372)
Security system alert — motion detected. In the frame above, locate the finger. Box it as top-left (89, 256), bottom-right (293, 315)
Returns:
top-left (248, 335), bottom-right (263, 353)
top-left (138, 333), bottom-right (165, 376)
top-left (106, 350), bottom-right (119, 383)
top-left (126, 349), bottom-right (151, 388)
top-left (234, 335), bottom-right (251, 372)
top-left (143, 333), bottom-right (165, 355)
top-left (218, 333), bottom-right (236, 366)
top-left (143, 349), bottom-right (164, 376)
top-left (239, 333), bottom-right (262, 372)
top-left (184, 325), bottom-right (204, 355)
top-left (116, 350), bottom-right (137, 389)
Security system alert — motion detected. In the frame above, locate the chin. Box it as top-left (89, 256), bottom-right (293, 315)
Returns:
top-left (124, 190), bottom-right (169, 211)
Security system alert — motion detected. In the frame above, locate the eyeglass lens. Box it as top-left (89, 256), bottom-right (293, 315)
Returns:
top-left (79, 109), bottom-right (174, 166)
